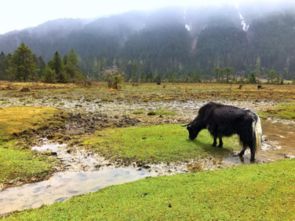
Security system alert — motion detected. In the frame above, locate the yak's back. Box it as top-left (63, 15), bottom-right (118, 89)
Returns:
top-left (201, 102), bottom-right (253, 124)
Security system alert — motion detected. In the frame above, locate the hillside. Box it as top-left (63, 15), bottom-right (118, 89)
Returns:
top-left (1, 4), bottom-right (295, 80)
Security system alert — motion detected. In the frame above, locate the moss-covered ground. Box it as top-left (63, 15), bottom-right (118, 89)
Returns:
top-left (83, 124), bottom-right (240, 163)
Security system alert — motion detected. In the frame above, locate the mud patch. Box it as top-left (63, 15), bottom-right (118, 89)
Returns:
top-left (31, 140), bottom-right (108, 171)
top-left (17, 112), bottom-right (140, 146)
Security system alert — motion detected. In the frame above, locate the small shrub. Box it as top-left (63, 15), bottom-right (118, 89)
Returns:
top-left (104, 67), bottom-right (124, 89)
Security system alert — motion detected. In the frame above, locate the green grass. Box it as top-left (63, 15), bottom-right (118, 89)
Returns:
top-left (0, 140), bottom-right (56, 186)
top-left (83, 124), bottom-right (240, 163)
top-left (260, 102), bottom-right (295, 120)
top-left (4, 160), bottom-right (294, 221)
top-left (0, 107), bottom-right (61, 186)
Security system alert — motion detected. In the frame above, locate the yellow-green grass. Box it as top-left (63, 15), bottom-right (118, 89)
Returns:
top-left (0, 106), bottom-right (61, 138)
top-left (260, 102), bottom-right (295, 120)
top-left (4, 160), bottom-right (294, 221)
top-left (0, 106), bottom-right (61, 186)
top-left (132, 108), bottom-right (176, 116)
top-left (83, 124), bottom-right (240, 163)
top-left (0, 81), bottom-right (76, 90)
top-left (147, 108), bottom-right (176, 116)
top-left (1, 82), bottom-right (295, 102)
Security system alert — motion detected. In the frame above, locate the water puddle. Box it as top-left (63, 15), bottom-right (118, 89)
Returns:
top-left (31, 140), bottom-right (106, 171)
top-left (258, 120), bottom-right (295, 160)
top-left (0, 167), bottom-right (150, 215)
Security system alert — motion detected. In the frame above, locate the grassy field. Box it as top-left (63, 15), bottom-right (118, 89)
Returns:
top-left (0, 107), bottom-right (61, 187)
top-left (260, 102), bottom-right (295, 120)
top-left (3, 159), bottom-right (294, 221)
top-left (1, 82), bottom-right (295, 102)
top-left (83, 124), bottom-right (240, 163)
top-left (0, 82), bottom-right (294, 220)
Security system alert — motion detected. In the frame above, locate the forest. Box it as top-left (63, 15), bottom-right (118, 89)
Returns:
top-left (0, 44), bottom-right (84, 83)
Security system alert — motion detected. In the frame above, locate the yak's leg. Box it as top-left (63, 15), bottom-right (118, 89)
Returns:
top-left (250, 147), bottom-right (255, 163)
top-left (238, 145), bottom-right (247, 163)
top-left (211, 126), bottom-right (218, 147)
top-left (238, 145), bottom-right (247, 157)
top-left (218, 136), bottom-right (223, 148)
top-left (212, 136), bottom-right (217, 147)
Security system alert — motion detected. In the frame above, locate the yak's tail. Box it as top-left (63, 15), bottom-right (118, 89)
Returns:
top-left (252, 113), bottom-right (263, 152)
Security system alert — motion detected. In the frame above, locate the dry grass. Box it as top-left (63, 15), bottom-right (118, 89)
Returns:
top-left (0, 106), bottom-right (60, 138)
top-left (0, 81), bottom-right (76, 91)
top-left (1, 82), bottom-right (295, 102)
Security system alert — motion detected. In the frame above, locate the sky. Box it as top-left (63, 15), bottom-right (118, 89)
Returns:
top-left (0, 0), bottom-right (291, 34)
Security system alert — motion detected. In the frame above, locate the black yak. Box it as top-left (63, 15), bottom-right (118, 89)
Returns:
top-left (187, 102), bottom-right (262, 162)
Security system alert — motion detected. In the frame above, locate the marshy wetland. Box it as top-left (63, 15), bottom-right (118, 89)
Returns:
top-left (0, 82), bottom-right (294, 220)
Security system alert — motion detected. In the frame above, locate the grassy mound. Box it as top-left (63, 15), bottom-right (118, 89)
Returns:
top-left (0, 106), bottom-right (60, 138)
top-left (83, 124), bottom-right (240, 163)
top-left (4, 160), bottom-right (294, 221)
top-left (0, 107), bottom-right (60, 186)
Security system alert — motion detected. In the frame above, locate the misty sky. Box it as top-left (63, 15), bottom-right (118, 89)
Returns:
top-left (0, 0), bottom-right (291, 34)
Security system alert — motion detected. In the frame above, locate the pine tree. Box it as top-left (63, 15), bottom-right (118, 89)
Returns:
top-left (36, 56), bottom-right (46, 79)
top-left (49, 51), bottom-right (66, 83)
top-left (43, 66), bottom-right (56, 83)
top-left (11, 43), bottom-right (37, 81)
top-left (4, 53), bottom-right (14, 80)
top-left (64, 49), bottom-right (83, 82)
top-left (0, 52), bottom-right (6, 80)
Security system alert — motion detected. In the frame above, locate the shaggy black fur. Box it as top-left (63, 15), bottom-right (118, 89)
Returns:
top-left (187, 102), bottom-right (260, 162)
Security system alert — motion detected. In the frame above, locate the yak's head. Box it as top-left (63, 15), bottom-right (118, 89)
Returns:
top-left (186, 119), bottom-right (206, 140)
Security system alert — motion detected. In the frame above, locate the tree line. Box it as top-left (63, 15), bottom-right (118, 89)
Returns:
top-left (0, 42), bottom-right (289, 84)
top-left (0, 43), bottom-right (84, 83)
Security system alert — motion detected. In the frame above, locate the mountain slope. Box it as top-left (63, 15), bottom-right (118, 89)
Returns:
top-left (1, 5), bottom-right (295, 80)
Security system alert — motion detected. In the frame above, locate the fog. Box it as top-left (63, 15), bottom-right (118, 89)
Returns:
top-left (0, 0), bottom-right (294, 34)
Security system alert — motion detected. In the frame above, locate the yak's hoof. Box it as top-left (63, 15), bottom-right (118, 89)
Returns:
top-left (233, 152), bottom-right (240, 157)
top-left (212, 143), bottom-right (217, 147)
top-left (218, 145), bottom-right (223, 148)
top-left (238, 155), bottom-right (245, 163)
top-left (250, 158), bottom-right (256, 163)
